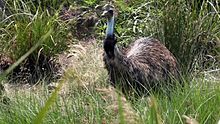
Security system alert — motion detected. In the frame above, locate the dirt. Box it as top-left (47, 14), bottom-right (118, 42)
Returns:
top-left (60, 6), bottom-right (100, 39)
top-left (0, 5), bottom-right (102, 97)
top-left (0, 54), bottom-right (13, 74)
top-left (0, 5), bottom-right (101, 85)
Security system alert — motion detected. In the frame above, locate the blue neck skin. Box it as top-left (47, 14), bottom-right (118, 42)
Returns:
top-left (106, 16), bottom-right (114, 38)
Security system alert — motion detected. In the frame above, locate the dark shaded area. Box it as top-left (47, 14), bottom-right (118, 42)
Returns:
top-left (0, 0), bottom-right (5, 9)
top-left (60, 6), bottom-right (100, 40)
top-left (0, 53), bottom-right (61, 85)
top-left (9, 54), bottom-right (61, 84)
top-left (186, 0), bottom-right (220, 13)
top-left (0, 0), bottom-right (11, 19)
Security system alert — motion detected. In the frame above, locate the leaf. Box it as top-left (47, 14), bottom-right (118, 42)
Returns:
top-left (182, 115), bottom-right (199, 124)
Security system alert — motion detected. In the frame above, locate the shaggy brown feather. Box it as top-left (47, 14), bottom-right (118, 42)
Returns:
top-left (102, 6), bottom-right (181, 95)
top-left (103, 37), bottom-right (181, 95)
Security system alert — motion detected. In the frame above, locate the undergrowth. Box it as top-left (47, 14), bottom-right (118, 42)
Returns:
top-left (96, 0), bottom-right (220, 75)
top-left (0, 0), bottom-right (219, 124)
top-left (0, 44), bottom-right (220, 124)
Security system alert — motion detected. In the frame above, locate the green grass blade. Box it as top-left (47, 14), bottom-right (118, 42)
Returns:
top-left (118, 94), bottom-right (125, 124)
top-left (33, 78), bottom-right (65, 124)
top-left (0, 29), bottom-right (52, 82)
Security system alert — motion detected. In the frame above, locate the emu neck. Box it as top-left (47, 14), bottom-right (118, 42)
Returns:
top-left (106, 16), bottom-right (114, 38)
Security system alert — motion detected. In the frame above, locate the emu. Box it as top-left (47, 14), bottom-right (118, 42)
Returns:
top-left (102, 8), bottom-right (181, 96)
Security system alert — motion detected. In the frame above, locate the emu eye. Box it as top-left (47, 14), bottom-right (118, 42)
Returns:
top-left (101, 9), bottom-right (114, 18)
top-left (108, 10), bottom-right (113, 14)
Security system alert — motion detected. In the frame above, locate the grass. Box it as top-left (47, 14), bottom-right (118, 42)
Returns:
top-left (0, 0), bottom-right (220, 124)
top-left (0, 44), bottom-right (220, 124)
top-left (1, 0), bottom-right (68, 61)
top-left (103, 0), bottom-right (220, 74)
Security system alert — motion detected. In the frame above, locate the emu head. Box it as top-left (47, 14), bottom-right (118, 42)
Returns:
top-left (102, 5), bottom-right (116, 59)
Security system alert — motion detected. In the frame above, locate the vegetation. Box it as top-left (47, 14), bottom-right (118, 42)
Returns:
top-left (0, 0), bottom-right (219, 124)
top-left (103, 0), bottom-right (220, 74)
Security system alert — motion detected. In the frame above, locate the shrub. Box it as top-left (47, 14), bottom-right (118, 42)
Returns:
top-left (3, 0), bottom-right (68, 60)
top-left (161, 0), bottom-right (220, 74)
top-left (97, 0), bottom-right (220, 75)
top-left (0, 0), bottom-right (69, 82)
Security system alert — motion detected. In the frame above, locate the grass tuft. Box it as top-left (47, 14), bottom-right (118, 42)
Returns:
top-left (0, 1), bottom-right (219, 124)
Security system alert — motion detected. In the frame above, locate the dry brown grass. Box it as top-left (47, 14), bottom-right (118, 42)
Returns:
top-left (64, 41), bottom-right (139, 123)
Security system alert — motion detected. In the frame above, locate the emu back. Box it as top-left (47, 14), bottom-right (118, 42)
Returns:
top-left (102, 7), bottom-right (181, 95)
top-left (103, 37), bottom-right (181, 95)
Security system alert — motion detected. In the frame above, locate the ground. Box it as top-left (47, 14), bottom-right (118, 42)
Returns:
top-left (1, 39), bottom-right (140, 123)
top-left (1, 39), bottom-right (219, 124)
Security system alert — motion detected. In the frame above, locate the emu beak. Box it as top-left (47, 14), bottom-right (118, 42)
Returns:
top-left (101, 9), bottom-right (114, 19)
top-left (101, 10), bottom-right (108, 18)
top-left (101, 4), bottom-right (114, 18)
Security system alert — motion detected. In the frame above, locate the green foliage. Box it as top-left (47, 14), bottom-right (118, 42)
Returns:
top-left (33, 77), bottom-right (65, 124)
top-left (98, 0), bottom-right (219, 75)
top-left (161, 0), bottom-right (220, 73)
top-left (0, 76), bottom-right (220, 123)
top-left (70, 0), bottom-right (101, 7)
top-left (0, 1), bottom-right (219, 124)
top-left (0, 0), bottom-right (68, 61)
top-left (84, 0), bottom-right (97, 6)
top-left (118, 95), bottom-right (126, 124)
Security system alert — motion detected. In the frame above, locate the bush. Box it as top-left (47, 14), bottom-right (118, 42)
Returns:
top-left (98, 0), bottom-right (220, 75)
top-left (0, 0), bottom-right (69, 82)
top-left (3, 0), bottom-right (68, 60)
top-left (161, 0), bottom-right (220, 74)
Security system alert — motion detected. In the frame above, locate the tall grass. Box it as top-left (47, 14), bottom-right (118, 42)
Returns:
top-left (0, 0), bottom-right (70, 85)
top-left (0, 44), bottom-right (220, 124)
top-left (1, 0), bottom-right (68, 61)
top-left (0, 0), bottom-right (219, 124)
top-left (161, 0), bottom-right (220, 74)
top-left (100, 0), bottom-right (220, 75)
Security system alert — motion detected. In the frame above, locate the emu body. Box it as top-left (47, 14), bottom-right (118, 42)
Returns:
top-left (103, 9), bottom-right (181, 95)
